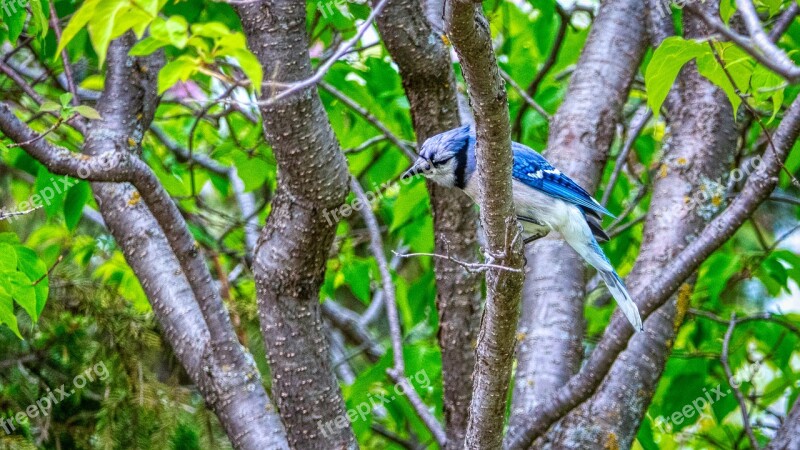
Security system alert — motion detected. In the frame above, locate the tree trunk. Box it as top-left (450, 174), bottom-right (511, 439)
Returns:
top-left (236, 1), bottom-right (356, 447)
top-left (375, 0), bottom-right (482, 446)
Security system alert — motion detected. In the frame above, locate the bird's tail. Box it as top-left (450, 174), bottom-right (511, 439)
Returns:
top-left (597, 268), bottom-right (643, 332)
top-left (560, 221), bottom-right (643, 331)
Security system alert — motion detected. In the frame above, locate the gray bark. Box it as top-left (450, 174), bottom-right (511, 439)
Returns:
top-left (374, 0), bottom-right (482, 446)
top-left (767, 395), bottom-right (800, 450)
top-left (235, 1), bottom-right (355, 447)
top-left (445, 1), bottom-right (526, 448)
top-left (510, 0), bottom-right (648, 430)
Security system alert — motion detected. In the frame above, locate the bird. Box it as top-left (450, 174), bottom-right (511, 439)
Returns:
top-left (401, 125), bottom-right (643, 331)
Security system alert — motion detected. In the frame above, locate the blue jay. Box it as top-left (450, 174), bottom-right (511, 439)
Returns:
top-left (401, 125), bottom-right (643, 331)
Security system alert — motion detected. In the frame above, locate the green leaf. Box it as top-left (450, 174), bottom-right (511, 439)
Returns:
top-left (34, 165), bottom-right (67, 218)
top-left (129, 36), bottom-right (168, 56)
top-left (39, 100), bottom-right (62, 113)
top-left (164, 16), bottom-right (189, 49)
top-left (112, 8), bottom-right (154, 39)
top-left (228, 48), bottom-right (263, 94)
top-left (157, 56), bottom-right (199, 94)
top-left (63, 181), bottom-right (91, 230)
top-left (59, 92), bottom-right (73, 107)
top-left (0, 233), bottom-right (20, 245)
top-left (57, 0), bottom-right (101, 56)
top-left (14, 246), bottom-right (48, 317)
top-left (0, 243), bottom-right (18, 272)
top-left (695, 52), bottom-right (743, 113)
top-left (0, 286), bottom-right (22, 339)
top-left (391, 181), bottom-right (427, 232)
top-left (190, 22), bottom-right (230, 39)
top-left (645, 37), bottom-right (708, 116)
top-left (6, 270), bottom-right (37, 322)
top-left (73, 105), bottom-right (102, 120)
top-left (29, 0), bottom-right (49, 39)
top-left (720, 0), bottom-right (737, 23)
top-left (3, 1), bottom-right (27, 44)
top-left (87, 0), bottom-right (129, 66)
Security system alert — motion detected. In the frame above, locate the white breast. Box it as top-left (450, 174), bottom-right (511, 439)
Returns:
top-left (463, 177), bottom-right (578, 238)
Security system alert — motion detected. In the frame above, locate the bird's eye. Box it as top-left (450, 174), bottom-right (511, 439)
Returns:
top-left (431, 156), bottom-right (452, 166)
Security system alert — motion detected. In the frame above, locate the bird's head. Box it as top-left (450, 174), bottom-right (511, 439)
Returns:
top-left (401, 125), bottom-right (474, 188)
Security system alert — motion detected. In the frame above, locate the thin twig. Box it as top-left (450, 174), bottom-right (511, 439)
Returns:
top-left (344, 135), bottom-right (388, 154)
top-left (7, 118), bottom-right (64, 148)
top-left (351, 178), bottom-right (447, 447)
top-left (321, 82), bottom-right (416, 160)
top-left (259, 0), bottom-right (391, 104)
top-left (511, 3), bottom-right (570, 138)
top-left (0, 206), bottom-right (42, 221)
top-left (48, 2), bottom-right (79, 106)
top-left (392, 250), bottom-right (523, 273)
top-left (601, 107), bottom-right (652, 206)
top-left (498, 68), bottom-right (551, 122)
top-left (721, 313), bottom-right (760, 449)
top-left (33, 254), bottom-right (63, 286)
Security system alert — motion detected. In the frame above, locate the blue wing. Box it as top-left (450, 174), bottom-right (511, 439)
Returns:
top-left (511, 142), bottom-right (614, 218)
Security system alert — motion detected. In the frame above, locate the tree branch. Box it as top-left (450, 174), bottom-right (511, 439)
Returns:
top-left (445, 1), bottom-right (525, 448)
top-left (236, 0), bottom-right (356, 446)
top-left (722, 314), bottom-right (760, 449)
top-left (351, 179), bottom-right (447, 447)
top-left (0, 35), bottom-right (289, 449)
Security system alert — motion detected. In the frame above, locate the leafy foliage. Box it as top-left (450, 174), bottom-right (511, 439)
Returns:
top-left (0, 0), bottom-right (799, 448)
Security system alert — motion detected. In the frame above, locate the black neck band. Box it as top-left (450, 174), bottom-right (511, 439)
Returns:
top-left (453, 139), bottom-right (469, 189)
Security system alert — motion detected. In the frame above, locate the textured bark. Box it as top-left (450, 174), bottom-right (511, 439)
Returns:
top-left (85, 37), bottom-right (288, 450)
top-left (510, 0), bottom-right (648, 431)
top-left (0, 35), bottom-right (289, 449)
top-left (236, 1), bottom-right (355, 448)
top-left (374, 0), bottom-right (482, 446)
top-left (767, 395), bottom-right (800, 450)
top-left (445, 2), bottom-right (525, 448)
top-left (542, 3), bottom-right (736, 447)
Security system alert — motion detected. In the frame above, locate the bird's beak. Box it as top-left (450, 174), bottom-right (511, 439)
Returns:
top-left (401, 159), bottom-right (431, 180)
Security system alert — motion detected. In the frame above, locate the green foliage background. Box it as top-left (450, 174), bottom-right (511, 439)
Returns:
top-left (0, 0), bottom-right (799, 448)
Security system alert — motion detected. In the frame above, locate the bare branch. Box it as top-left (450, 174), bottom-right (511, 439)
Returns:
top-left (498, 68), bottom-right (550, 122)
top-left (259, 0), bottom-right (390, 104)
top-left (351, 179), bottom-right (447, 446)
top-left (392, 250), bottom-right (522, 273)
top-left (721, 314), bottom-right (760, 449)
top-left (445, 0), bottom-right (526, 447)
